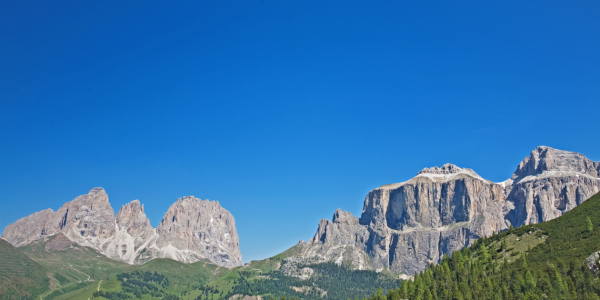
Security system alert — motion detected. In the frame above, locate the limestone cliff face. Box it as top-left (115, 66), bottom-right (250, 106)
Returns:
top-left (1, 209), bottom-right (54, 247)
top-left (1, 188), bottom-right (116, 250)
top-left (1, 190), bottom-right (242, 268)
top-left (102, 200), bottom-right (157, 264)
top-left (291, 146), bottom-right (600, 276)
top-left (505, 146), bottom-right (600, 226)
top-left (146, 196), bottom-right (242, 268)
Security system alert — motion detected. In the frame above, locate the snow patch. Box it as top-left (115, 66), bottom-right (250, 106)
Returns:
top-left (416, 170), bottom-right (485, 183)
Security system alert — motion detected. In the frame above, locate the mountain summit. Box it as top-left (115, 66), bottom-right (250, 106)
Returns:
top-left (283, 146), bottom-right (600, 276)
top-left (1, 190), bottom-right (242, 268)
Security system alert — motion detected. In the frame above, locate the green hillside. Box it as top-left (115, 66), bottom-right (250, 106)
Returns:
top-left (17, 235), bottom-right (220, 299)
top-left (13, 231), bottom-right (399, 300)
top-left (0, 238), bottom-right (50, 300)
top-left (367, 191), bottom-right (600, 300)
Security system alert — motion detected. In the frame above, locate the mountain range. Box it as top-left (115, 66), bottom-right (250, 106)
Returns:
top-left (282, 146), bottom-right (600, 275)
top-left (1, 191), bottom-right (242, 268)
top-left (2, 145), bottom-right (599, 278)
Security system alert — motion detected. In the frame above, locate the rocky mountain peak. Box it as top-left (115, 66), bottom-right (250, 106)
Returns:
top-left (89, 187), bottom-right (107, 196)
top-left (154, 196), bottom-right (242, 267)
top-left (116, 200), bottom-right (152, 233)
top-left (417, 163), bottom-right (479, 177)
top-left (2, 189), bottom-right (243, 268)
top-left (296, 146), bottom-right (599, 276)
top-left (511, 146), bottom-right (600, 181)
top-left (332, 209), bottom-right (359, 225)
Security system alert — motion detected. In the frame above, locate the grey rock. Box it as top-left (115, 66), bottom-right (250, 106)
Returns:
top-left (332, 209), bottom-right (359, 225)
top-left (512, 146), bottom-right (600, 181)
top-left (116, 200), bottom-right (154, 240)
top-left (289, 146), bottom-right (600, 276)
top-left (1, 188), bottom-right (116, 251)
top-left (417, 163), bottom-right (479, 176)
top-left (585, 250), bottom-right (600, 275)
top-left (1, 190), bottom-right (243, 268)
top-left (103, 200), bottom-right (157, 264)
top-left (150, 196), bottom-right (242, 268)
top-left (1, 208), bottom-right (54, 247)
top-left (505, 146), bottom-right (600, 226)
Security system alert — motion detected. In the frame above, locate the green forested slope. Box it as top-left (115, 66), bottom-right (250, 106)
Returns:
top-left (0, 238), bottom-right (49, 300)
top-left (220, 262), bottom-right (400, 300)
top-left (368, 191), bottom-right (600, 300)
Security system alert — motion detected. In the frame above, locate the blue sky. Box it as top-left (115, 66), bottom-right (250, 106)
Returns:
top-left (1, 0), bottom-right (599, 262)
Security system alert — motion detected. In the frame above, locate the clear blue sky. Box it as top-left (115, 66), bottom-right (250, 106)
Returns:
top-left (1, 1), bottom-right (599, 263)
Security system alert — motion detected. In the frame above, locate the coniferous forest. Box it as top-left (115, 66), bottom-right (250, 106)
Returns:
top-left (223, 262), bottom-right (400, 300)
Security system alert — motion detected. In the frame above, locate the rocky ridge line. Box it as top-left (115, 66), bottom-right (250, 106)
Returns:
top-left (1, 190), bottom-right (242, 268)
top-left (285, 146), bottom-right (600, 276)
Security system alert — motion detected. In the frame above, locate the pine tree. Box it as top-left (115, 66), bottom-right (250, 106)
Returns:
top-left (452, 289), bottom-right (464, 300)
top-left (587, 216), bottom-right (594, 232)
top-left (525, 270), bottom-right (536, 290)
top-left (478, 241), bottom-right (489, 261)
top-left (399, 282), bottom-right (408, 298)
top-left (423, 288), bottom-right (433, 300)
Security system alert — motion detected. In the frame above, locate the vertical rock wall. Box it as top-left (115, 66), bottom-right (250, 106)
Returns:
top-left (1, 190), bottom-right (243, 268)
top-left (294, 146), bottom-right (600, 275)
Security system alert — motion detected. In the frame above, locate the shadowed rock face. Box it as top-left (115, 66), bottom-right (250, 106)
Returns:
top-left (1, 190), bottom-right (242, 268)
top-left (290, 146), bottom-right (600, 275)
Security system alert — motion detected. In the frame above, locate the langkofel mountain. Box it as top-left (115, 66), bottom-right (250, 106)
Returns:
top-left (283, 146), bottom-right (600, 276)
top-left (1, 190), bottom-right (242, 268)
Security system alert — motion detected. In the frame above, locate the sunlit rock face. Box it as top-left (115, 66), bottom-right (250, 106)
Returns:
top-left (150, 196), bottom-right (242, 268)
top-left (2, 188), bottom-right (116, 250)
top-left (504, 146), bottom-right (600, 226)
top-left (1, 190), bottom-right (243, 268)
top-left (290, 146), bottom-right (600, 275)
top-left (102, 200), bottom-right (157, 264)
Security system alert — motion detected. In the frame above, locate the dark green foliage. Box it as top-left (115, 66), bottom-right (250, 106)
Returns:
top-left (52, 273), bottom-right (68, 285)
top-left (92, 290), bottom-right (132, 300)
top-left (114, 270), bottom-right (171, 298)
top-left (227, 262), bottom-right (400, 300)
top-left (93, 288), bottom-right (180, 300)
top-left (364, 192), bottom-right (600, 300)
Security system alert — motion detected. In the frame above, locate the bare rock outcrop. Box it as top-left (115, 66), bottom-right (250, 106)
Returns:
top-left (288, 146), bottom-right (600, 276)
top-left (505, 146), bottom-right (600, 226)
top-left (1, 208), bottom-right (54, 247)
top-left (102, 200), bottom-right (157, 264)
top-left (1, 190), bottom-right (243, 268)
top-left (149, 196), bottom-right (242, 268)
top-left (585, 250), bottom-right (600, 275)
top-left (1, 188), bottom-right (116, 250)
